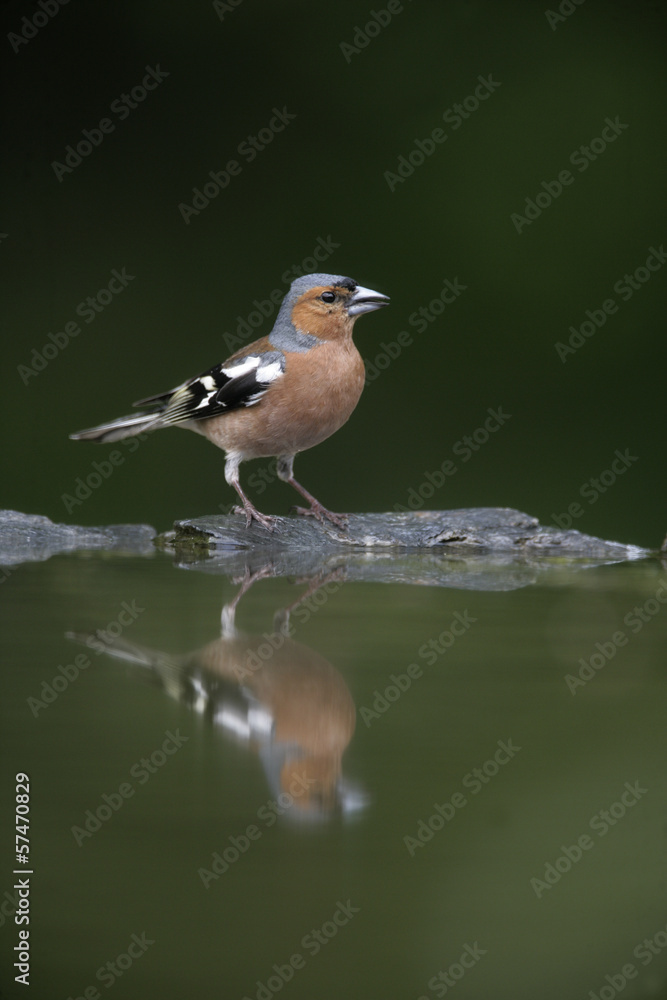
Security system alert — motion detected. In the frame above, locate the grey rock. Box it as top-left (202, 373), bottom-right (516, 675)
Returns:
top-left (0, 509), bottom-right (156, 566)
top-left (160, 507), bottom-right (653, 591)
top-left (165, 507), bottom-right (650, 558)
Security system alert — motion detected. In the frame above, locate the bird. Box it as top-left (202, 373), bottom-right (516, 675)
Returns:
top-left (70, 273), bottom-right (389, 530)
top-left (66, 568), bottom-right (366, 821)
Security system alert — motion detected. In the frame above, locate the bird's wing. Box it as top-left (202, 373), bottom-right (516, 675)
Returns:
top-left (156, 350), bottom-right (286, 425)
top-left (133, 388), bottom-right (176, 408)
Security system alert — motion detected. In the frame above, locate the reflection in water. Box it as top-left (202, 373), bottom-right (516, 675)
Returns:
top-left (67, 569), bottom-right (365, 823)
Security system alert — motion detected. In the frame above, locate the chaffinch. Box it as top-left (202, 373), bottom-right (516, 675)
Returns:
top-left (68, 577), bottom-right (363, 820)
top-left (71, 273), bottom-right (389, 529)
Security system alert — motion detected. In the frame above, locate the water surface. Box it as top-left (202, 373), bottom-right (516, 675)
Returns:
top-left (2, 549), bottom-right (666, 998)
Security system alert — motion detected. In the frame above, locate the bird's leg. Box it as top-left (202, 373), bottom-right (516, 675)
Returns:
top-left (225, 454), bottom-right (275, 531)
top-left (230, 486), bottom-right (276, 531)
top-left (290, 490), bottom-right (348, 530)
top-left (221, 564), bottom-right (276, 636)
top-left (272, 567), bottom-right (347, 632)
top-left (276, 455), bottom-right (348, 529)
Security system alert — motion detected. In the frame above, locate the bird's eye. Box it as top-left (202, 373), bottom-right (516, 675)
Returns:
top-left (320, 291), bottom-right (336, 303)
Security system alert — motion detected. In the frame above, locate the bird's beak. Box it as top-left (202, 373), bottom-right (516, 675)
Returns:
top-left (347, 285), bottom-right (390, 317)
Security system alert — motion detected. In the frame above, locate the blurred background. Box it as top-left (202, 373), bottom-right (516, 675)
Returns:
top-left (2, 0), bottom-right (665, 546)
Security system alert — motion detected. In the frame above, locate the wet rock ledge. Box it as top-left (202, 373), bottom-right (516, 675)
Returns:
top-left (163, 507), bottom-right (650, 560)
top-left (0, 507), bottom-right (654, 569)
top-left (0, 510), bottom-right (156, 565)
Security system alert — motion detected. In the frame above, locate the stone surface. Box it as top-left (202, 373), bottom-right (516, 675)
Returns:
top-left (0, 509), bottom-right (156, 566)
top-left (165, 507), bottom-right (650, 558)
top-left (0, 508), bottom-right (654, 591)
top-left (160, 507), bottom-right (653, 591)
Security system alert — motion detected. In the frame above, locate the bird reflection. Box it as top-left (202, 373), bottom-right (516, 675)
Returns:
top-left (68, 568), bottom-right (364, 823)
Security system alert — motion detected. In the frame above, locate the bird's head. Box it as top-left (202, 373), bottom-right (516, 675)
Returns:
top-left (274, 273), bottom-right (389, 343)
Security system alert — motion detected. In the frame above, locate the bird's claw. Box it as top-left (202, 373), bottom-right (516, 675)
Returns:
top-left (291, 504), bottom-right (348, 530)
top-left (232, 504), bottom-right (276, 532)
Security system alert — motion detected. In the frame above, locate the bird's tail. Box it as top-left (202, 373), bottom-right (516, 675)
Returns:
top-left (69, 410), bottom-right (163, 443)
top-left (66, 631), bottom-right (191, 703)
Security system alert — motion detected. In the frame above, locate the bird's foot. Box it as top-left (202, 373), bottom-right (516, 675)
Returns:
top-left (232, 504), bottom-right (276, 532)
top-left (292, 503), bottom-right (348, 530)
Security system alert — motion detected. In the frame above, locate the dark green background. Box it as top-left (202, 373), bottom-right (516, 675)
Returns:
top-left (2, 0), bottom-right (665, 547)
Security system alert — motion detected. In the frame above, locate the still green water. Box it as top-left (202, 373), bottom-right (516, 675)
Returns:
top-left (2, 549), bottom-right (666, 999)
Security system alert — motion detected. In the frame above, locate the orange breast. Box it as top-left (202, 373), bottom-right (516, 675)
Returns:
top-left (199, 339), bottom-right (366, 458)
